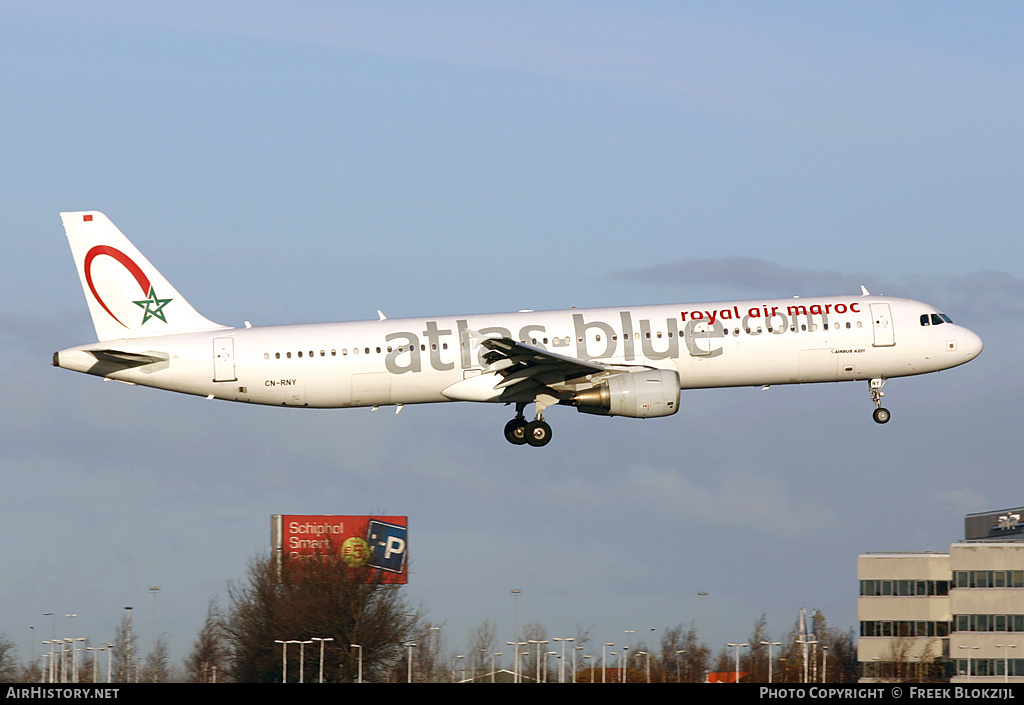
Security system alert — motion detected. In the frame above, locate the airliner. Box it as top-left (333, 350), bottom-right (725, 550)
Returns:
top-left (53, 212), bottom-right (983, 447)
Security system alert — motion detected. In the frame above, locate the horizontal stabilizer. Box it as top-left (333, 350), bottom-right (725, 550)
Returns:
top-left (85, 349), bottom-right (169, 367)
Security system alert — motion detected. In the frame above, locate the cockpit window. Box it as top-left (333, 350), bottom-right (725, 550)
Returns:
top-left (920, 314), bottom-right (930, 326)
top-left (921, 312), bottom-right (953, 326)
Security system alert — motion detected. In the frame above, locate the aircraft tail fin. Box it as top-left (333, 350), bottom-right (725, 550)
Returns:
top-left (61, 211), bottom-right (228, 341)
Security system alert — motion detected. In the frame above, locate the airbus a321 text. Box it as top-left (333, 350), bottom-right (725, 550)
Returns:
top-left (53, 212), bottom-right (983, 447)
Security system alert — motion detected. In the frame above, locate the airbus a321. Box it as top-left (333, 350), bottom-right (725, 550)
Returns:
top-left (53, 212), bottom-right (983, 447)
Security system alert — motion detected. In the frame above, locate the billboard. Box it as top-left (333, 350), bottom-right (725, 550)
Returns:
top-left (965, 507), bottom-right (1024, 541)
top-left (271, 514), bottom-right (408, 583)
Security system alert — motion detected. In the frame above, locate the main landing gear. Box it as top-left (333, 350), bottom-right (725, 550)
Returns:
top-left (503, 402), bottom-right (553, 447)
top-left (869, 378), bottom-right (890, 424)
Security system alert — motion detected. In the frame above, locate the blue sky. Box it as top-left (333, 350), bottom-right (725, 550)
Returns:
top-left (2, 1), bottom-right (1022, 671)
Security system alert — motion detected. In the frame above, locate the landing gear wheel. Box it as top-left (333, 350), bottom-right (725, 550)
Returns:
top-left (504, 418), bottom-right (528, 445)
top-left (525, 419), bottom-right (552, 447)
top-left (872, 407), bottom-right (891, 424)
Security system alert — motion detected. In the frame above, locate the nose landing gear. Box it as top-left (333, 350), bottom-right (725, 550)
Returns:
top-left (869, 378), bottom-right (890, 424)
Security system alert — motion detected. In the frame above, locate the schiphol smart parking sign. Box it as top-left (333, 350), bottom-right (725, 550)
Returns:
top-left (271, 514), bottom-right (409, 584)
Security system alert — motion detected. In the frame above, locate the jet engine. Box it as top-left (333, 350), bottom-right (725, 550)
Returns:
top-left (572, 369), bottom-right (681, 418)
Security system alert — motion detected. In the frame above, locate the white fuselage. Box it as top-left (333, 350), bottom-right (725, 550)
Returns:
top-left (54, 295), bottom-right (983, 409)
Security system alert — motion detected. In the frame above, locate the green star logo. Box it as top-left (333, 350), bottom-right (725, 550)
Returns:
top-left (133, 286), bottom-right (173, 325)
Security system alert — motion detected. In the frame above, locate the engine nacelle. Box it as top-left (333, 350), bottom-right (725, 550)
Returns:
top-left (572, 369), bottom-right (681, 418)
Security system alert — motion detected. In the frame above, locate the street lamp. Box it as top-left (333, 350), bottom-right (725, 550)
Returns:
top-left (510, 589), bottom-right (521, 643)
top-left (727, 643), bottom-right (749, 683)
top-left (507, 641), bottom-right (526, 683)
top-left (274, 640), bottom-right (289, 683)
top-left (552, 637), bottom-right (574, 683)
top-left (958, 644), bottom-right (978, 682)
top-left (491, 652), bottom-right (501, 684)
top-left (995, 643), bottom-right (1017, 683)
top-left (602, 643), bottom-right (613, 684)
top-left (528, 640), bottom-right (548, 683)
top-left (405, 642), bottom-right (416, 683)
top-left (311, 637), bottom-right (333, 683)
top-left (761, 641), bottom-right (782, 683)
top-left (638, 650), bottom-right (651, 683)
top-left (122, 607), bottom-right (133, 684)
top-left (350, 644), bottom-right (362, 684)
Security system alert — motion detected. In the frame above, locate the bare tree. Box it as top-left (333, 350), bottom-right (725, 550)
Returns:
top-left (743, 613), bottom-right (771, 683)
top-left (0, 634), bottom-right (19, 683)
top-left (466, 619), bottom-right (498, 680)
top-left (222, 552), bottom-right (422, 682)
top-left (109, 613), bottom-right (135, 683)
top-left (141, 635), bottom-right (170, 683)
top-left (184, 600), bottom-right (230, 683)
top-left (661, 622), bottom-right (709, 683)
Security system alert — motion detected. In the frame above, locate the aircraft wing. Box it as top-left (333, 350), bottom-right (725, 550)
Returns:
top-left (477, 336), bottom-right (641, 401)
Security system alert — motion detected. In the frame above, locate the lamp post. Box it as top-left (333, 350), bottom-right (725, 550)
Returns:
top-left (122, 607), bottom-right (132, 684)
top-left (602, 643), bottom-right (613, 684)
top-left (149, 587), bottom-right (160, 655)
top-left (350, 644), bottom-right (362, 684)
top-left (274, 640), bottom-right (288, 683)
top-left (508, 641), bottom-right (526, 683)
top-left (761, 641), bottom-right (781, 683)
top-left (698, 592), bottom-right (709, 644)
top-left (405, 642), bottom-right (416, 683)
top-left (529, 640), bottom-right (548, 683)
top-left (311, 637), bottom-right (333, 683)
top-left (297, 640), bottom-right (313, 683)
top-left (510, 589), bottom-right (521, 643)
top-left (958, 644), bottom-right (978, 683)
top-left (623, 630), bottom-right (634, 683)
top-left (638, 650), bottom-right (651, 683)
top-left (553, 637), bottom-right (573, 683)
top-left (995, 643), bottom-right (1017, 683)
top-left (727, 643), bottom-right (748, 683)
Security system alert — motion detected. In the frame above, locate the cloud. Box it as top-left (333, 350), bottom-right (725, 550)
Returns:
top-left (622, 463), bottom-right (835, 539)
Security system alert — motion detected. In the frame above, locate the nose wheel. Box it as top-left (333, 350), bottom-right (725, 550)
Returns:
top-left (869, 378), bottom-right (890, 424)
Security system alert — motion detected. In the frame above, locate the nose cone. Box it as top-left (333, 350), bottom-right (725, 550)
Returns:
top-left (961, 327), bottom-right (983, 362)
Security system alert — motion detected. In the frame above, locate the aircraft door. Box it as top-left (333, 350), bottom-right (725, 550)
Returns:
top-left (213, 337), bottom-right (237, 381)
top-left (869, 303), bottom-right (895, 347)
